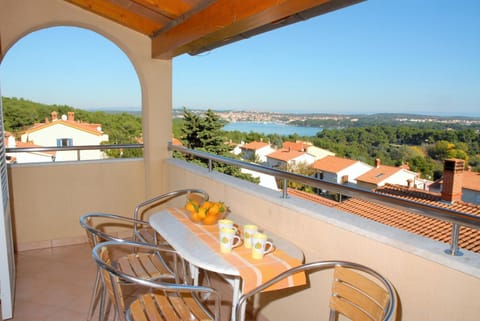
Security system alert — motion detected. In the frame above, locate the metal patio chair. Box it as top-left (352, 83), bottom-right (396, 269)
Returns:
top-left (80, 213), bottom-right (182, 321)
top-left (93, 240), bottom-right (221, 321)
top-left (132, 188), bottom-right (209, 244)
top-left (236, 260), bottom-right (397, 321)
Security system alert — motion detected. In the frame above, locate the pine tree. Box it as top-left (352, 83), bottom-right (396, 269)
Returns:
top-left (179, 108), bottom-right (259, 184)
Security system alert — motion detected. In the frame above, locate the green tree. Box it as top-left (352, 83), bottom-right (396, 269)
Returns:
top-left (179, 108), bottom-right (259, 184)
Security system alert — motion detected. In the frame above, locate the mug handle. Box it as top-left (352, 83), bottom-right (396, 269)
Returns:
top-left (232, 234), bottom-right (242, 248)
top-left (264, 241), bottom-right (275, 255)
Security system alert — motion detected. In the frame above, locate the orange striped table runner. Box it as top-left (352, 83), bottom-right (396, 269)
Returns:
top-left (168, 208), bottom-right (306, 293)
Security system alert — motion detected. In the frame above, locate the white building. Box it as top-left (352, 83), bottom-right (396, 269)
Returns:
top-left (312, 155), bottom-right (373, 185)
top-left (356, 159), bottom-right (424, 190)
top-left (266, 148), bottom-right (316, 169)
top-left (240, 141), bottom-right (276, 163)
top-left (283, 141), bottom-right (335, 161)
top-left (19, 111), bottom-right (109, 162)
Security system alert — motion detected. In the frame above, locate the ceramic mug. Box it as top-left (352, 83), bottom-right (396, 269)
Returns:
top-left (251, 232), bottom-right (274, 259)
top-left (219, 227), bottom-right (242, 253)
top-left (243, 224), bottom-right (258, 248)
top-left (218, 219), bottom-right (238, 234)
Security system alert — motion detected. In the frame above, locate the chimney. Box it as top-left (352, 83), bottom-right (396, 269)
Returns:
top-left (406, 179), bottom-right (414, 189)
top-left (375, 158), bottom-right (381, 168)
top-left (441, 159), bottom-right (464, 203)
top-left (68, 112), bottom-right (75, 122)
top-left (51, 111), bottom-right (58, 121)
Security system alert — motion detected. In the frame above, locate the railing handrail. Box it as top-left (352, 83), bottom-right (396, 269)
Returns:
top-left (6, 143), bottom-right (143, 153)
top-left (169, 142), bottom-right (480, 256)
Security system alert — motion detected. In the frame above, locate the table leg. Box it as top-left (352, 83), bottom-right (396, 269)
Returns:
top-left (231, 277), bottom-right (246, 321)
top-left (190, 263), bottom-right (199, 285)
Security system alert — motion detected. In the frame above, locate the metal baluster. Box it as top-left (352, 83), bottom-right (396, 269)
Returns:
top-left (445, 223), bottom-right (463, 256)
top-left (282, 178), bottom-right (288, 198)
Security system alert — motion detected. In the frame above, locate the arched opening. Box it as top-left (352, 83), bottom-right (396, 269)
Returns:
top-left (0, 26), bottom-right (142, 161)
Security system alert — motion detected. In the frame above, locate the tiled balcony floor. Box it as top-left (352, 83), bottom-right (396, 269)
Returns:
top-left (10, 243), bottom-right (249, 321)
top-left (12, 243), bottom-right (95, 321)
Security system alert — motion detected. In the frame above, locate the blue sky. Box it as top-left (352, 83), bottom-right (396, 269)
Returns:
top-left (1, 0), bottom-right (479, 116)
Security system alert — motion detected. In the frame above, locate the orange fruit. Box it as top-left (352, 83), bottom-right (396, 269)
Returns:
top-left (201, 201), bottom-right (212, 209)
top-left (190, 211), bottom-right (202, 222)
top-left (202, 215), bottom-right (218, 225)
top-left (185, 201), bottom-right (196, 213)
top-left (198, 207), bottom-right (207, 219)
top-left (208, 203), bottom-right (220, 216)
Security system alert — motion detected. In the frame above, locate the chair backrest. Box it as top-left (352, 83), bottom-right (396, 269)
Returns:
top-left (80, 212), bottom-right (150, 246)
top-left (236, 260), bottom-right (397, 321)
top-left (93, 241), bottom-right (221, 321)
top-left (98, 245), bottom-right (127, 314)
top-left (133, 188), bottom-right (209, 222)
top-left (329, 265), bottom-right (392, 321)
top-left (132, 189), bottom-right (209, 243)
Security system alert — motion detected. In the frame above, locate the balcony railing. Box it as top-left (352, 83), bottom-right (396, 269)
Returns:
top-left (168, 142), bottom-right (480, 257)
top-left (8, 142), bottom-right (479, 257)
top-left (6, 143), bottom-right (143, 161)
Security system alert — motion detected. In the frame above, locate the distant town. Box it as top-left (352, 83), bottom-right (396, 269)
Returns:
top-left (173, 108), bottom-right (480, 126)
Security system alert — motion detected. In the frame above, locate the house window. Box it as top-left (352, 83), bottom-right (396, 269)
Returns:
top-left (57, 138), bottom-right (73, 147)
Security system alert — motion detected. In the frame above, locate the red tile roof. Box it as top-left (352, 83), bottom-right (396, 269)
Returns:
top-left (356, 165), bottom-right (404, 184)
top-left (462, 170), bottom-right (480, 192)
top-left (25, 119), bottom-right (104, 136)
top-left (312, 156), bottom-right (358, 173)
top-left (283, 141), bottom-right (310, 152)
top-left (375, 184), bottom-right (480, 215)
top-left (289, 185), bottom-right (480, 253)
top-left (241, 141), bottom-right (270, 151)
top-left (267, 149), bottom-right (306, 162)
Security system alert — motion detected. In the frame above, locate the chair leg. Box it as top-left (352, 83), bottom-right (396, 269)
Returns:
top-left (87, 267), bottom-right (102, 321)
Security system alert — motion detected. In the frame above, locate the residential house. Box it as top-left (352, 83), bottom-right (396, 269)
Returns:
top-left (311, 155), bottom-right (373, 185)
top-left (356, 158), bottom-right (427, 190)
top-left (20, 111), bottom-right (109, 162)
top-left (266, 147), bottom-right (316, 169)
top-left (283, 140), bottom-right (335, 160)
top-left (239, 141), bottom-right (275, 163)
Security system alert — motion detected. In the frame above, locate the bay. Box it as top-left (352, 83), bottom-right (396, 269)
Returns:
top-left (222, 121), bottom-right (322, 136)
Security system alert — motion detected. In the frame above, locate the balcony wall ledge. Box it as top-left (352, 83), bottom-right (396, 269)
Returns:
top-left (7, 157), bottom-right (144, 168)
top-left (166, 158), bottom-right (480, 279)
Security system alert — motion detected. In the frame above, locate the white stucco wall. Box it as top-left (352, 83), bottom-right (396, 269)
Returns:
top-left (22, 123), bottom-right (106, 146)
top-left (379, 169), bottom-right (418, 187)
top-left (337, 162), bottom-right (373, 184)
top-left (20, 122), bottom-right (108, 161)
top-left (256, 146), bottom-right (276, 163)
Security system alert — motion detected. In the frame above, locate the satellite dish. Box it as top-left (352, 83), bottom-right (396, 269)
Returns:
top-left (61, 114), bottom-right (67, 121)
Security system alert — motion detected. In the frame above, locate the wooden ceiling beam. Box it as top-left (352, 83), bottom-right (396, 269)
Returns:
top-left (66, 0), bottom-right (164, 36)
top-left (131, 0), bottom-right (191, 19)
top-left (151, 0), bottom-right (351, 59)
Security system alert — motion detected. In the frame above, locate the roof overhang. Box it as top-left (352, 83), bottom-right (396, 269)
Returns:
top-left (64, 0), bottom-right (365, 59)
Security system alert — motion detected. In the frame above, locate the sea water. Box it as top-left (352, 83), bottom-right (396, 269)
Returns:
top-left (222, 121), bottom-right (322, 136)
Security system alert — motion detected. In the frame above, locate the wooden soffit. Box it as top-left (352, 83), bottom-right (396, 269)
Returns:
top-left (65, 0), bottom-right (364, 59)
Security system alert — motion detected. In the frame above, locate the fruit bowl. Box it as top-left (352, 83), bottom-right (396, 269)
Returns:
top-left (185, 199), bottom-right (227, 225)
